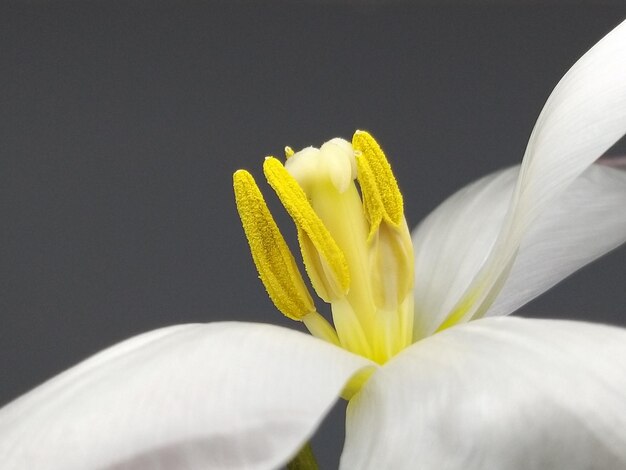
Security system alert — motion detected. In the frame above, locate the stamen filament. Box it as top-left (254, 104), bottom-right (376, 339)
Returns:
top-left (302, 311), bottom-right (340, 346)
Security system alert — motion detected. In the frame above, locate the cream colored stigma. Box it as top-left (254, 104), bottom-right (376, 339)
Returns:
top-left (233, 131), bottom-right (414, 364)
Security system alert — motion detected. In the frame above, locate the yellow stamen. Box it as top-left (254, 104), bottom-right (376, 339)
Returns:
top-left (352, 131), bottom-right (414, 317)
top-left (263, 157), bottom-right (351, 299)
top-left (233, 169), bottom-right (315, 320)
top-left (352, 130), bottom-right (404, 236)
top-left (233, 132), bottom-right (417, 368)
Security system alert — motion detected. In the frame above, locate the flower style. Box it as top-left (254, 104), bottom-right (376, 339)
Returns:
top-left (2, 21), bottom-right (626, 470)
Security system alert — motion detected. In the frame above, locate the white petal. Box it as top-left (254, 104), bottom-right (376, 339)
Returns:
top-left (412, 164), bottom-right (626, 334)
top-left (412, 167), bottom-right (516, 337)
top-left (342, 317), bottom-right (626, 470)
top-left (0, 322), bottom-right (372, 470)
top-left (439, 21), bottom-right (626, 324)
top-left (487, 164), bottom-right (626, 316)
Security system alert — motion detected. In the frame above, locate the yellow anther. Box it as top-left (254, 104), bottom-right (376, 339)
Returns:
top-left (284, 146), bottom-right (295, 158)
top-left (233, 169), bottom-right (315, 320)
top-left (352, 130), bottom-right (404, 235)
top-left (355, 155), bottom-right (386, 240)
top-left (263, 157), bottom-right (351, 300)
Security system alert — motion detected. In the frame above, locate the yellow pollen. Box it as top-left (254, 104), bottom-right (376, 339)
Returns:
top-left (263, 156), bottom-right (351, 298)
top-left (352, 130), bottom-right (404, 236)
top-left (233, 169), bottom-right (315, 320)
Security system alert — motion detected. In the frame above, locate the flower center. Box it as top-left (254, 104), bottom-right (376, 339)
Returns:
top-left (233, 131), bottom-right (415, 364)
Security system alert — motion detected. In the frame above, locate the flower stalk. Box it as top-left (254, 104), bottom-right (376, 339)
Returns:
top-left (287, 442), bottom-right (319, 470)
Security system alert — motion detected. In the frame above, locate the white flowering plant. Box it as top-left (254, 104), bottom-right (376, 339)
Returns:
top-left (1, 19), bottom-right (626, 470)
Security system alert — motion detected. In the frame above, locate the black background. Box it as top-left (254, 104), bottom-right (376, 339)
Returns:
top-left (2, 1), bottom-right (625, 467)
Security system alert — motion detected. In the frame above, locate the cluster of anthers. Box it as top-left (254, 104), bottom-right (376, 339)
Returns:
top-left (234, 131), bottom-right (414, 365)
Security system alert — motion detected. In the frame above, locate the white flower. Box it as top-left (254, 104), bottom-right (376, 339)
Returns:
top-left (2, 20), bottom-right (626, 470)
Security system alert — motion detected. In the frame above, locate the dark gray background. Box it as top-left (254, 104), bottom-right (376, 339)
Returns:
top-left (2, 1), bottom-right (625, 467)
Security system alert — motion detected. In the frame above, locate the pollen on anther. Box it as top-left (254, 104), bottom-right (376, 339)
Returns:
top-left (233, 169), bottom-right (315, 320)
top-left (353, 130), bottom-right (404, 232)
top-left (263, 157), bottom-right (351, 298)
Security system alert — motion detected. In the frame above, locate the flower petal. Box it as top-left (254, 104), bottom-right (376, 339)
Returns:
top-left (342, 317), bottom-right (626, 470)
top-left (437, 20), bottom-right (626, 326)
top-left (0, 322), bottom-right (372, 470)
top-left (487, 164), bottom-right (626, 317)
top-left (412, 166), bottom-right (516, 337)
top-left (412, 164), bottom-right (626, 334)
